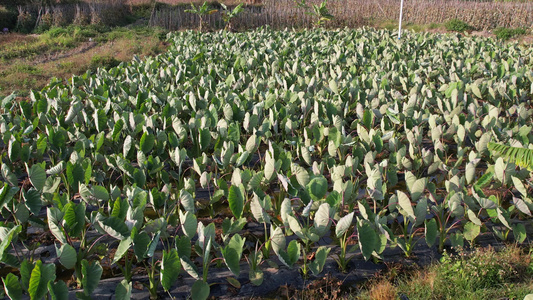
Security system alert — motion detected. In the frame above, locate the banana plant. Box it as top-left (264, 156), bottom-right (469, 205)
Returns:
top-left (221, 3), bottom-right (244, 31)
top-left (185, 1), bottom-right (218, 32)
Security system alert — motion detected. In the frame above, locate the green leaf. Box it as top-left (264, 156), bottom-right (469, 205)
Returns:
top-left (306, 176), bottom-right (328, 201)
top-left (0, 225), bottom-right (21, 260)
top-left (292, 164), bottom-right (310, 187)
top-left (474, 171), bottom-right (493, 188)
top-left (133, 231), bottom-right (150, 260)
top-left (3, 273), bottom-right (22, 300)
top-left (28, 260), bottom-right (55, 300)
top-left (314, 202), bottom-right (332, 237)
top-left (140, 132), bottom-right (156, 154)
top-left (63, 202), bottom-right (85, 238)
top-left (27, 164), bottom-right (46, 192)
top-left (250, 194), bottom-right (270, 224)
top-left (115, 279), bottom-right (132, 300)
top-left (112, 237), bottom-right (132, 264)
top-left (335, 211), bottom-right (354, 238)
top-left (161, 249), bottom-right (181, 291)
top-left (513, 197), bottom-right (531, 216)
top-left (410, 178), bottom-right (426, 201)
top-left (397, 191), bottom-right (415, 219)
top-left (270, 225), bottom-right (285, 256)
top-left (228, 185), bottom-right (244, 219)
top-left (309, 246), bottom-right (331, 276)
top-left (180, 190), bottom-right (195, 213)
top-left (249, 269), bottom-right (264, 286)
top-left (48, 280), bottom-right (68, 300)
top-left (357, 222), bottom-right (378, 261)
top-left (180, 257), bottom-right (200, 280)
top-left (56, 244), bottom-right (77, 269)
top-left (98, 215), bottom-right (130, 240)
top-left (463, 222), bottom-right (480, 243)
top-left (23, 188), bottom-right (42, 215)
top-left (512, 223), bottom-right (527, 243)
top-left (179, 210), bottom-right (197, 238)
top-left (425, 219), bottom-right (438, 247)
top-left (450, 232), bottom-right (464, 249)
top-left (191, 280), bottom-right (210, 300)
top-left (414, 198), bottom-right (427, 226)
top-left (280, 240), bottom-right (300, 268)
top-left (81, 259), bottom-right (102, 296)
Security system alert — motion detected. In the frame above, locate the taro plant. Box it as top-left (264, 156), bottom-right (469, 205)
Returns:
top-left (185, 1), bottom-right (218, 32)
top-left (334, 211), bottom-right (355, 272)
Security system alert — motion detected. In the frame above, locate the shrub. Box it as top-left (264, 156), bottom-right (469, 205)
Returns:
top-left (493, 27), bottom-right (527, 40)
top-left (444, 18), bottom-right (472, 32)
top-left (0, 6), bottom-right (17, 30)
top-left (89, 55), bottom-right (120, 72)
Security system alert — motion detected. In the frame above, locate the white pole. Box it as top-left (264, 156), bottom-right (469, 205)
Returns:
top-left (398, 0), bottom-right (404, 39)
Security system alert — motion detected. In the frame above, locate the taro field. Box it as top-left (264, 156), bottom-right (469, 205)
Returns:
top-left (0, 27), bottom-right (533, 299)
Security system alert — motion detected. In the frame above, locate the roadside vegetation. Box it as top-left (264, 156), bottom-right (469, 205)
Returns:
top-left (0, 25), bottom-right (169, 97)
top-left (357, 245), bottom-right (533, 300)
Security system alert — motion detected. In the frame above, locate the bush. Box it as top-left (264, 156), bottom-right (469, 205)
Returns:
top-left (0, 6), bottom-right (18, 30)
top-left (89, 55), bottom-right (120, 72)
top-left (493, 27), bottom-right (527, 40)
top-left (445, 19), bottom-right (473, 32)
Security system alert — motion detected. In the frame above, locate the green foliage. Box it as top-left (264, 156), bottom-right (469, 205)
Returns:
top-left (89, 55), bottom-right (121, 72)
top-left (221, 3), bottom-right (244, 31)
top-left (0, 6), bottom-right (17, 30)
top-left (493, 27), bottom-right (528, 40)
top-left (185, 1), bottom-right (218, 31)
top-left (295, 0), bottom-right (334, 27)
top-left (488, 142), bottom-right (533, 170)
top-left (444, 18), bottom-right (473, 32)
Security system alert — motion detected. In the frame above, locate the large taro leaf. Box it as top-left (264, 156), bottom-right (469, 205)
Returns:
top-left (335, 211), bottom-right (354, 238)
top-left (27, 163), bottom-right (46, 192)
top-left (313, 202), bottom-right (332, 237)
top-left (97, 215), bottom-right (130, 240)
top-left (0, 225), bottom-right (21, 261)
top-left (161, 249), bottom-right (181, 291)
top-left (306, 175), bottom-right (328, 201)
top-left (115, 279), bottom-right (132, 300)
top-left (3, 273), bottom-right (21, 300)
top-left (425, 218), bottom-right (438, 247)
top-left (81, 259), bottom-right (102, 296)
top-left (179, 210), bottom-right (197, 238)
top-left (463, 222), bottom-right (480, 244)
top-left (222, 234), bottom-right (246, 276)
top-left (397, 191), bottom-right (415, 220)
top-left (270, 225), bottom-right (285, 256)
top-left (228, 185), bottom-right (244, 219)
top-left (309, 246), bottom-right (331, 276)
top-left (28, 260), bottom-right (56, 300)
top-left (250, 194), bottom-right (270, 224)
top-left (191, 280), bottom-right (210, 300)
top-left (357, 221), bottom-right (378, 261)
top-left (278, 240), bottom-right (300, 268)
top-left (55, 243), bottom-right (77, 269)
top-left (48, 280), bottom-right (68, 300)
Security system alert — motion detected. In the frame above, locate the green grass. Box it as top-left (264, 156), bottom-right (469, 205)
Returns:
top-left (0, 24), bottom-right (169, 97)
top-left (356, 245), bottom-right (533, 300)
top-left (494, 27), bottom-right (528, 40)
top-left (444, 18), bottom-right (473, 32)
